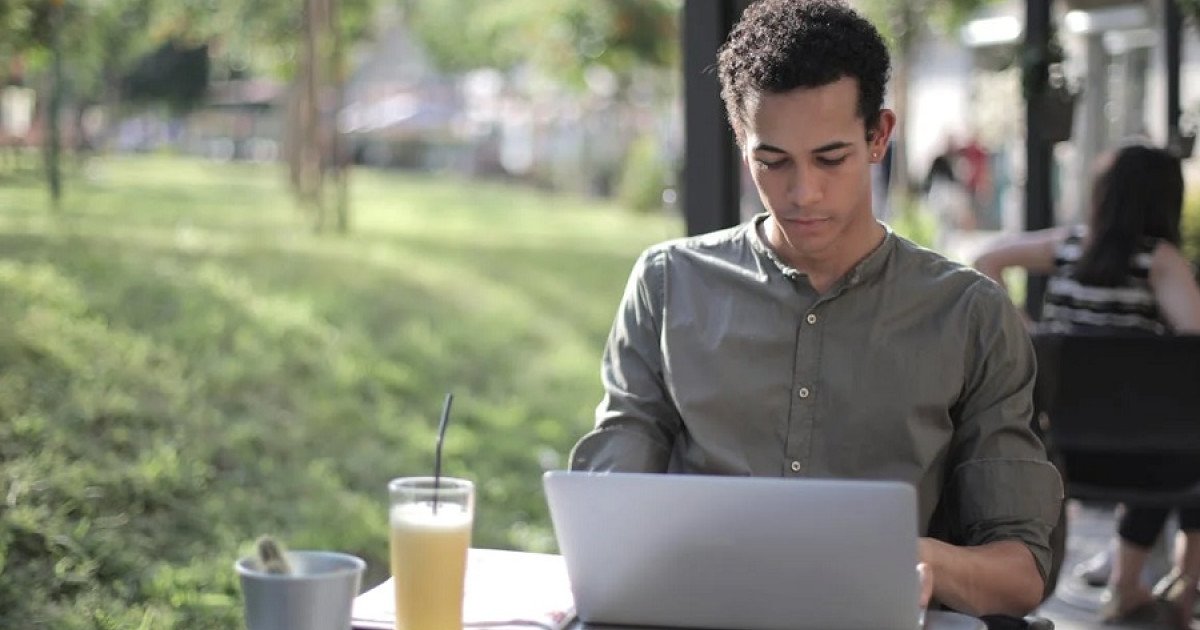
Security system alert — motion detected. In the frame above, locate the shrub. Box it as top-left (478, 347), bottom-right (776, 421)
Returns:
top-left (617, 134), bottom-right (670, 214)
top-left (1183, 190), bottom-right (1200, 262)
top-left (890, 196), bottom-right (939, 249)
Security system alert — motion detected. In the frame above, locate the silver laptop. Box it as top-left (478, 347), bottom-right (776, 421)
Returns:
top-left (543, 471), bottom-right (921, 630)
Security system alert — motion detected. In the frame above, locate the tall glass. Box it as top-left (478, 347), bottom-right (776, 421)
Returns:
top-left (388, 477), bottom-right (474, 630)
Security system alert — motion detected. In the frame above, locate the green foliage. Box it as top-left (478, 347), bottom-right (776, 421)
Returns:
top-left (409, 0), bottom-right (679, 90)
top-left (889, 199), bottom-right (939, 250)
top-left (0, 0), bottom-right (45, 54)
top-left (1, 0), bottom-right (158, 96)
top-left (0, 0), bottom-right (379, 102)
top-left (1180, 0), bottom-right (1200, 31)
top-left (616, 134), bottom-right (670, 214)
top-left (0, 155), bottom-right (681, 627)
top-left (858, 0), bottom-right (999, 49)
top-left (154, 0), bottom-right (378, 79)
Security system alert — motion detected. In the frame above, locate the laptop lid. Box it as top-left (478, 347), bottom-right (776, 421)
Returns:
top-left (543, 471), bottom-right (920, 630)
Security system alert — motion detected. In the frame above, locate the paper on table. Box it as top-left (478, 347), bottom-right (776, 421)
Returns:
top-left (351, 548), bottom-right (576, 630)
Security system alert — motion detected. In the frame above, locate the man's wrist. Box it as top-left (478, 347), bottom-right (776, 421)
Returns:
top-left (917, 537), bottom-right (947, 573)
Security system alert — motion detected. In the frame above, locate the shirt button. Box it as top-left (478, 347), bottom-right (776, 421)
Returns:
top-left (790, 460), bottom-right (802, 472)
top-left (797, 386), bottom-right (811, 399)
top-left (806, 313), bottom-right (817, 325)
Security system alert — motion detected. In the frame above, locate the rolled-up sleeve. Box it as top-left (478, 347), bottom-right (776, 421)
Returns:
top-left (569, 249), bottom-right (681, 473)
top-left (948, 281), bottom-right (1065, 580)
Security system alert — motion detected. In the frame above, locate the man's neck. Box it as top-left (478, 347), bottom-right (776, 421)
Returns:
top-left (764, 216), bottom-right (886, 294)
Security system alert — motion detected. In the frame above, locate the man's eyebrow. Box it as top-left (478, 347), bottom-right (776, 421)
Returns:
top-left (812, 141), bottom-right (853, 154)
top-left (751, 143), bottom-right (788, 154)
top-left (752, 141), bottom-right (854, 155)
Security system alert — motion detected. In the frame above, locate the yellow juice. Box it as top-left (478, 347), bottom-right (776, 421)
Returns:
top-left (390, 502), bottom-right (472, 630)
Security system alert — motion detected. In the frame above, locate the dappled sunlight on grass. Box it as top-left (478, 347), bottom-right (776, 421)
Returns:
top-left (0, 155), bottom-right (681, 627)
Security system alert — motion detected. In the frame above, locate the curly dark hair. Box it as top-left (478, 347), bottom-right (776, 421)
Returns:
top-left (717, 0), bottom-right (891, 145)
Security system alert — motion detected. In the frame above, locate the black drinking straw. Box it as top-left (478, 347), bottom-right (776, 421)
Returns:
top-left (432, 393), bottom-right (453, 514)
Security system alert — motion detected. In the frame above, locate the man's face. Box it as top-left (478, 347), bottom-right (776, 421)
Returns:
top-left (742, 77), bottom-right (892, 265)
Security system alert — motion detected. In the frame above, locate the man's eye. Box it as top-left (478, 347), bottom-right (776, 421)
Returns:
top-left (816, 155), bottom-right (848, 167)
top-left (754, 158), bottom-right (787, 170)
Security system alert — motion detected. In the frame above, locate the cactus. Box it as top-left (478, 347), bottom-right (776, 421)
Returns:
top-left (255, 535), bottom-right (293, 575)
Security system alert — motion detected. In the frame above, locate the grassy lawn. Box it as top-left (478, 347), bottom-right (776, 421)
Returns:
top-left (0, 156), bottom-right (681, 628)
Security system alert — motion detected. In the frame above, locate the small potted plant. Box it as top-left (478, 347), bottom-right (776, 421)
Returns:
top-left (235, 536), bottom-right (366, 630)
top-left (1173, 104), bottom-right (1199, 158)
top-left (1022, 29), bottom-right (1079, 143)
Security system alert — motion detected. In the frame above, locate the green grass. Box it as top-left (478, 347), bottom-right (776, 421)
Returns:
top-left (0, 156), bottom-right (681, 628)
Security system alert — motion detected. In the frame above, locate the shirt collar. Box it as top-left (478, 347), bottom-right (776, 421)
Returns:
top-left (747, 213), bottom-right (896, 288)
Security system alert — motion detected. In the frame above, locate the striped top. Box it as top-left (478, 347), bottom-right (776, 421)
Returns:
top-left (1040, 226), bottom-right (1167, 335)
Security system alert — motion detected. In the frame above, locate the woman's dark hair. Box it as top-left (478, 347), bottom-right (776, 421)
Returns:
top-left (1075, 145), bottom-right (1184, 286)
top-left (716, 0), bottom-right (891, 146)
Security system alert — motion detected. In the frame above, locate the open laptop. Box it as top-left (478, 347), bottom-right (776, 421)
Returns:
top-left (543, 471), bottom-right (921, 630)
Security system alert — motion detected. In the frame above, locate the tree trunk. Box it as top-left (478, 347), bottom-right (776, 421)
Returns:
top-left (329, 0), bottom-right (350, 233)
top-left (99, 70), bottom-right (122, 154)
top-left (890, 49), bottom-right (909, 212)
top-left (298, 0), bottom-right (325, 231)
top-left (44, 2), bottom-right (64, 210)
top-left (887, 3), bottom-right (918, 217)
top-left (283, 0), bottom-right (349, 233)
top-left (283, 78), bottom-right (304, 203)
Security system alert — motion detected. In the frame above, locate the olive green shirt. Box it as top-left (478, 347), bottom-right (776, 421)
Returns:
top-left (570, 215), bottom-right (1064, 580)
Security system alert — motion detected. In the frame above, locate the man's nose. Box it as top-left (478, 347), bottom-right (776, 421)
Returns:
top-left (786, 165), bottom-right (823, 207)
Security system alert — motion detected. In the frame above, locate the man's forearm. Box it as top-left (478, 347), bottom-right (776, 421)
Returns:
top-left (918, 537), bottom-right (1044, 617)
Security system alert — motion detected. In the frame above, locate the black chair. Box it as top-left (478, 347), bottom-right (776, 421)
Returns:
top-left (1031, 333), bottom-right (1200, 507)
top-left (1029, 333), bottom-right (1200, 623)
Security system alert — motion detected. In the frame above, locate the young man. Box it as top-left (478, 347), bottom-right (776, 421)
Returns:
top-left (569, 0), bottom-right (1063, 619)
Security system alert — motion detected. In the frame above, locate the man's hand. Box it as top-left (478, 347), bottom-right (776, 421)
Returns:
top-left (917, 537), bottom-right (1044, 617)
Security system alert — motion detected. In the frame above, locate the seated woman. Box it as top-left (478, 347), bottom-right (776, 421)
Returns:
top-left (973, 144), bottom-right (1200, 628)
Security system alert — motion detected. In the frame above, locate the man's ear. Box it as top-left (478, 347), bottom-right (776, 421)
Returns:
top-left (868, 110), bottom-right (897, 163)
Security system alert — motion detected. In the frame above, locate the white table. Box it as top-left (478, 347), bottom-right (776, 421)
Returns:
top-left (353, 548), bottom-right (987, 630)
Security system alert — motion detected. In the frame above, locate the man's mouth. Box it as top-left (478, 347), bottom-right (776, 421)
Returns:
top-left (785, 217), bottom-right (830, 227)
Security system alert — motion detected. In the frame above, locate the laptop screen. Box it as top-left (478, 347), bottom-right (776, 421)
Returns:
top-left (544, 471), bottom-right (922, 630)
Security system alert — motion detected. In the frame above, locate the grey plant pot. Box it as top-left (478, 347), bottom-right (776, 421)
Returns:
top-left (1032, 88), bottom-right (1078, 144)
top-left (1174, 133), bottom-right (1197, 158)
top-left (236, 550), bottom-right (365, 630)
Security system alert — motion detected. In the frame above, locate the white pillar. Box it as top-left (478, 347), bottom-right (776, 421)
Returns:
top-left (1072, 33), bottom-right (1109, 224)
